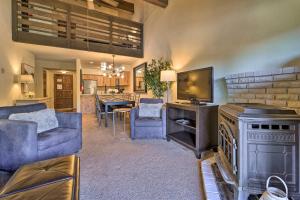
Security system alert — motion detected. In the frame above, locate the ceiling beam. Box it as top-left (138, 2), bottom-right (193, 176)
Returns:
top-left (144, 0), bottom-right (168, 8)
top-left (95, 0), bottom-right (134, 14)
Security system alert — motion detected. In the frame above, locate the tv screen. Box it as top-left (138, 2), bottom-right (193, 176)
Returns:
top-left (177, 67), bottom-right (214, 102)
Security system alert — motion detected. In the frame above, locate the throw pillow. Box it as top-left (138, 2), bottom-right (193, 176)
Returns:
top-left (9, 109), bottom-right (59, 134)
top-left (139, 103), bottom-right (163, 118)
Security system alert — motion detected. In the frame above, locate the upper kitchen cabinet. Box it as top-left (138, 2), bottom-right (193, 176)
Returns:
top-left (119, 72), bottom-right (130, 86)
top-left (82, 71), bottom-right (130, 87)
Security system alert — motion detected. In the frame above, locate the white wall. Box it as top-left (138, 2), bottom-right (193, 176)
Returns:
top-left (35, 59), bottom-right (76, 97)
top-left (0, 0), bottom-right (35, 106)
top-left (134, 0), bottom-right (300, 104)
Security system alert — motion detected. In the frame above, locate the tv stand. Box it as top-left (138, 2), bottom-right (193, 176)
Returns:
top-left (166, 103), bottom-right (218, 159)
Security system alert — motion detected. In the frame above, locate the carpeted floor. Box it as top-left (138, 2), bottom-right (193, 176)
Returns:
top-left (79, 114), bottom-right (201, 200)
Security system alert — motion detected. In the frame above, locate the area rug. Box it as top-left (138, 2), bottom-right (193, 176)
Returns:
top-left (79, 114), bottom-right (201, 200)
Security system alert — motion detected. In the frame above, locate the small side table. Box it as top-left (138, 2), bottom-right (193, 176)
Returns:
top-left (113, 108), bottom-right (131, 137)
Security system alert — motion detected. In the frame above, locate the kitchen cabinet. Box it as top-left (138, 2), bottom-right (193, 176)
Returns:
top-left (97, 76), bottom-right (104, 86)
top-left (82, 72), bottom-right (130, 86)
top-left (119, 71), bottom-right (130, 86)
top-left (83, 74), bottom-right (97, 80)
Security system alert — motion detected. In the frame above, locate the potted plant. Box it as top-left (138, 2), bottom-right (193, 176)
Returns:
top-left (144, 58), bottom-right (172, 98)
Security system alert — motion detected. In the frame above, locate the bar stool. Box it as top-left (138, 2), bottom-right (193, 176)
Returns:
top-left (113, 107), bottom-right (131, 137)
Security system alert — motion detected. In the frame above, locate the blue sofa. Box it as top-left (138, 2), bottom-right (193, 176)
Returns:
top-left (0, 103), bottom-right (82, 172)
top-left (130, 98), bottom-right (166, 139)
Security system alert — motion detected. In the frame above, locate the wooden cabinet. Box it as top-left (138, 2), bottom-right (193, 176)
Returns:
top-left (119, 71), bottom-right (130, 86)
top-left (82, 74), bottom-right (97, 80)
top-left (82, 72), bottom-right (130, 86)
top-left (97, 76), bottom-right (104, 86)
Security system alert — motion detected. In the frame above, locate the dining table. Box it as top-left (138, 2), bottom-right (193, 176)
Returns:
top-left (98, 95), bottom-right (135, 127)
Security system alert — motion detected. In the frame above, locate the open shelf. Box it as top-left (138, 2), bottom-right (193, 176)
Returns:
top-left (168, 131), bottom-right (196, 150)
top-left (174, 119), bottom-right (196, 130)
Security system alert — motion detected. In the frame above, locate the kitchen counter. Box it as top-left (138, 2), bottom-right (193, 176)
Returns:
top-left (81, 95), bottom-right (95, 114)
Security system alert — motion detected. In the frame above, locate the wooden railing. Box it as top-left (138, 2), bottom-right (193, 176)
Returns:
top-left (12, 0), bottom-right (144, 58)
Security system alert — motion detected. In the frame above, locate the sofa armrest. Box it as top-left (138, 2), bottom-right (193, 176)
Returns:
top-left (56, 112), bottom-right (82, 130)
top-left (161, 107), bottom-right (167, 138)
top-left (0, 119), bottom-right (38, 171)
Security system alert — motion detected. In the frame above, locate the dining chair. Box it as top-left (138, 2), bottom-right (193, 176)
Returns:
top-left (95, 95), bottom-right (113, 127)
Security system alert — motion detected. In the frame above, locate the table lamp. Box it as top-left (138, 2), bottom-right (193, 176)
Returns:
top-left (160, 70), bottom-right (176, 102)
top-left (19, 75), bottom-right (34, 94)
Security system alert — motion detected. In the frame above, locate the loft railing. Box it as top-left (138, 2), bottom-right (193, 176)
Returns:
top-left (12, 0), bottom-right (144, 58)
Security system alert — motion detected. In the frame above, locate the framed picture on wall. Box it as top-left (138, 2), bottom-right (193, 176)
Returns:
top-left (133, 63), bottom-right (147, 93)
top-left (21, 63), bottom-right (34, 76)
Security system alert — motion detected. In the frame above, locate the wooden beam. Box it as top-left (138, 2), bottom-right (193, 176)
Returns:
top-left (144, 0), bottom-right (168, 8)
top-left (94, 0), bottom-right (134, 14)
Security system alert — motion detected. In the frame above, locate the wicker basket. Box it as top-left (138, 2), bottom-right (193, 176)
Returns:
top-left (260, 176), bottom-right (288, 200)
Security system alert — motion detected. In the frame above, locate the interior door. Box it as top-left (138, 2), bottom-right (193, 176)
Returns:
top-left (54, 74), bottom-right (73, 110)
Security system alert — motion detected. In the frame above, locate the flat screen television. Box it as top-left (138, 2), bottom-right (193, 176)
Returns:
top-left (177, 67), bottom-right (214, 103)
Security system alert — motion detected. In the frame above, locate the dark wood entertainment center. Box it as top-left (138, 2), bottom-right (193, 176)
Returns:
top-left (166, 103), bottom-right (218, 158)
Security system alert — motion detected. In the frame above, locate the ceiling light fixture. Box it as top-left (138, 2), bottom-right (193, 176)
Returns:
top-left (99, 55), bottom-right (126, 78)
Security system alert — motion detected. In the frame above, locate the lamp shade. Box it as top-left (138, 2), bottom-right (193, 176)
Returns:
top-left (19, 75), bottom-right (34, 83)
top-left (160, 70), bottom-right (176, 82)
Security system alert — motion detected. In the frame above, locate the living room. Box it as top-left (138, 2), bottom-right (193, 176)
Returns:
top-left (1, 0), bottom-right (300, 200)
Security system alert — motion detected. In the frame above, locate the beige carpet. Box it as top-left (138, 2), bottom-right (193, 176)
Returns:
top-left (79, 114), bottom-right (201, 200)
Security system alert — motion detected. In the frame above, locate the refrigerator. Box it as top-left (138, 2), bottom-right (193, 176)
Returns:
top-left (83, 80), bottom-right (97, 94)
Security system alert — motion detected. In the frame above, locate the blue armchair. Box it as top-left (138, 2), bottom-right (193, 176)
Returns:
top-left (0, 103), bottom-right (82, 172)
top-left (130, 98), bottom-right (166, 139)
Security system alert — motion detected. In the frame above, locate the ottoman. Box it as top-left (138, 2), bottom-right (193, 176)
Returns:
top-left (0, 155), bottom-right (79, 200)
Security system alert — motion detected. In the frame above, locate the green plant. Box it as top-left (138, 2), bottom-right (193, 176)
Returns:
top-left (144, 58), bottom-right (172, 98)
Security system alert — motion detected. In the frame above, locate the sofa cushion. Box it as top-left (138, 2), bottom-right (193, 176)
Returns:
top-left (38, 128), bottom-right (78, 151)
top-left (139, 103), bottom-right (163, 118)
top-left (9, 109), bottom-right (58, 134)
top-left (135, 117), bottom-right (162, 127)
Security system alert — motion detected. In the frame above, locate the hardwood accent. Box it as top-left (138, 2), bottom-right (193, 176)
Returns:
top-left (54, 74), bottom-right (73, 109)
top-left (43, 70), bottom-right (47, 97)
top-left (144, 0), bottom-right (168, 8)
top-left (12, 0), bottom-right (144, 58)
top-left (59, 0), bottom-right (134, 15)
top-left (94, 0), bottom-right (134, 14)
top-left (82, 72), bottom-right (130, 86)
top-left (119, 71), bottom-right (130, 86)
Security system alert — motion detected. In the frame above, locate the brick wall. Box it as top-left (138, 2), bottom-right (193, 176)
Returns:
top-left (225, 66), bottom-right (300, 113)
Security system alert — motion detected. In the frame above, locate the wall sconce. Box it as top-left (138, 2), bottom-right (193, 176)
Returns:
top-left (18, 74), bottom-right (34, 94)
